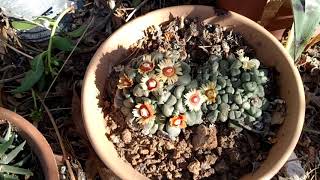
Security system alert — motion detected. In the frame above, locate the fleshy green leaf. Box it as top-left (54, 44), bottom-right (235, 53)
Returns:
top-left (67, 25), bottom-right (86, 38)
top-left (11, 21), bottom-right (38, 30)
top-left (0, 164), bottom-right (33, 176)
top-left (0, 173), bottom-right (20, 180)
top-left (0, 141), bottom-right (26, 164)
top-left (3, 123), bottom-right (12, 142)
top-left (0, 135), bottom-right (14, 158)
top-left (286, 0), bottom-right (320, 61)
top-left (13, 52), bottom-right (46, 93)
top-left (52, 36), bottom-right (74, 51)
top-left (14, 154), bottom-right (31, 167)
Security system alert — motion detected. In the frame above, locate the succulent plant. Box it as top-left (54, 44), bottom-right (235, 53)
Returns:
top-left (114, 47), bottom-right (271, 139)
top-left (286, 0), bottom-right (320, 62)
top-left (0, 123), bottom-right (34, 179)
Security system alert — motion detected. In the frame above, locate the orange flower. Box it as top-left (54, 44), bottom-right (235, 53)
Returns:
top-left (132, 102), bottom-right (156, 124)
top-left (138, 55), bottom-right (155, 74)
top-left (117, 74), bottom-right (133, 89)
top-left (169, 114), bottom-right (187, 128)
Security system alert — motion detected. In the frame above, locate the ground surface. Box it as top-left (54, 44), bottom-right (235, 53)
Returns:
top-left (0, 0), bottom-right (319, 179)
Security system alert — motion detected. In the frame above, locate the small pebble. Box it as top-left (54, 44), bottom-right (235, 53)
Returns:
top-left (121, 129), bottom-right (132, 144)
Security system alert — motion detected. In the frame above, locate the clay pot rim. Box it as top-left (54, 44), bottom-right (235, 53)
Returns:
top-left (82, 5), bottom-right (305, 180)
top-left (0, 107), bottom-right (59, 180)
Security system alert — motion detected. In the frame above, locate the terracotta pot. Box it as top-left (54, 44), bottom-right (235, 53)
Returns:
top-left (217, 0), bottom-right (268, 21)
top-left (0, 107), bottom-right (59, 180)
top-left (82, 5), bottom-right (305, 180)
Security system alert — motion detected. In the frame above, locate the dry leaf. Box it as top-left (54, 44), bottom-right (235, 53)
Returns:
top-left (271, 111), bottom-right (285, 125)
top-left (284, 152), bottom-right (305, 178)
top-left (305, 33), bottom-right (320, 51)
top-left (260, 0), bottom-right (286, 27)
top-left (0, 25), bottom-right (8, 60)
top-left (54, 154), bottom-right (65, 166)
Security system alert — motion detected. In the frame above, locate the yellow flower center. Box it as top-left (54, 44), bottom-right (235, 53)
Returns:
top-left (162, 67), bottom-right (175, 77)
top-left (205, 89), bottom-right (216, 99)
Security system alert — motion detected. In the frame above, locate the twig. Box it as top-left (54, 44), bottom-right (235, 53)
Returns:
top-left (44, 16), bottom-right (95, 99)
top-left (0, 74), bottom-right (25, 84)
top-left (0, 39), bottom-right (33, 60)
top-left (83, 2), bottom-right (93, 7)
top-left (37, 95), bottom-right (76, 180)
top-left (0, 65), bottom-right (16, 72)
top-left (303, 128), bottom-right (320, 135)
top-left (21, 42), bottom-right (43, 53)
top-left (118, 7), bottom-right (135, 10)
top-left (125, 0), bottom-right (149, 22)
top-left (49, 107), bottom-right (72, 111)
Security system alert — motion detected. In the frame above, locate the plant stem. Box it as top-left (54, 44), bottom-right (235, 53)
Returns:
top-left (44, 16), bottom-right (95, 99)
top-left (47, 6), bottom-right (74, 73)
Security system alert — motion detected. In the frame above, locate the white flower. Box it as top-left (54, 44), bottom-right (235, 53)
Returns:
top-left (239, 56), bottom-right (258, 70)
top-left (157, 59), bottom-right (182, 85)
top-left (140, 74), bottom-right (163, 92)
top-left (184, 89), bottom-right (206, 111)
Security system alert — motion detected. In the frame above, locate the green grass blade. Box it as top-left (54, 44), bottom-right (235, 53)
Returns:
top-left (0, 141), bottom-right (26, 164)
top-left (0, 164), bottom-right (33, 176)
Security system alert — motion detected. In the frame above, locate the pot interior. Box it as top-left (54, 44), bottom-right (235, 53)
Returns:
top-left (0, 107), bottom-right (59, 180)
top-left (82, 5), bottom-right (305, 180)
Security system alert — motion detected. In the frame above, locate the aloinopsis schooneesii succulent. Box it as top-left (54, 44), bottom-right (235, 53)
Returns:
top-left (115, 49), bottom-right (270, 139)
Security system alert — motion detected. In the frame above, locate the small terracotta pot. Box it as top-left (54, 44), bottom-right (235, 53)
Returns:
top-left (0, 107), bottom-right (59, 180)
top-left (82, 5), bottom-right (305, 180)
top-left (217, 0), bottom-right (268, 21)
